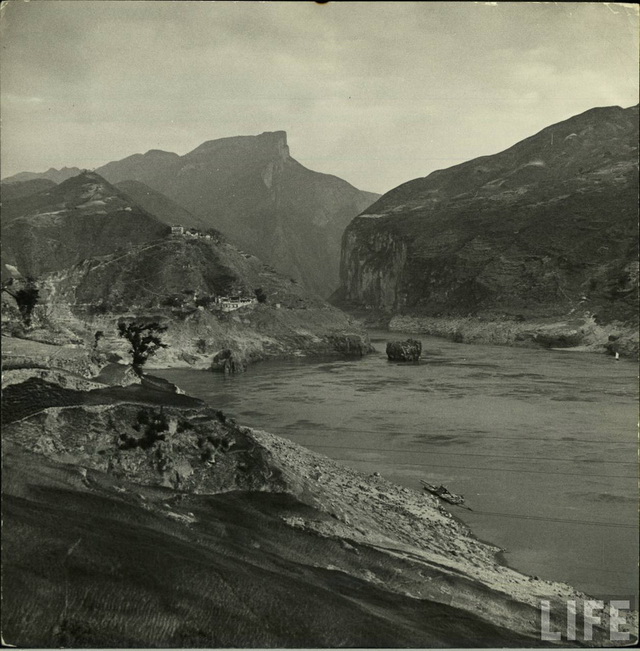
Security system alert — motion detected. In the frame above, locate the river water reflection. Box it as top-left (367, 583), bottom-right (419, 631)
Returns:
top-left (157, 332), bottom-right (638, 599)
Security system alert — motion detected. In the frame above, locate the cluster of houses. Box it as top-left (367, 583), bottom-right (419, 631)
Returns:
top-left (213, 295), bottom-right (257, 312)
top-left (169, 224), bottom-right (262, 313)
top-left (170, 224), bottom-right (215, 240)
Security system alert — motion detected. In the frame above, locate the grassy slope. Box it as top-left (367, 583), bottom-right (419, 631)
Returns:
top-left (1, 178), bottom-right (56, 200)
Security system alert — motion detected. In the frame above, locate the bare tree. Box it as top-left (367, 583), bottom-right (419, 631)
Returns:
top-left (117, 321), bottom-right (168, 375)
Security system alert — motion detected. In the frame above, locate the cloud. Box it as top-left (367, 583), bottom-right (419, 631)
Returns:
top-left (1, 1), bottom-right (638, 192)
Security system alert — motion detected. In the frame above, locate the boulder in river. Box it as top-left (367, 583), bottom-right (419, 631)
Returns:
top-left (211, 349), bottom-right (247, 374)
top-left (328, 334), bottom-right (374, 357)
top-left (386, 339), bottom-right (422, 362)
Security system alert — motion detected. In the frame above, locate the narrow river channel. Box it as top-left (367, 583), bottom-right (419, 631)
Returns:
top-left (157, 332), bottom-right (638, 600)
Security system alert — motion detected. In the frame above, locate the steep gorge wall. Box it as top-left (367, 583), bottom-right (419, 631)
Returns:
top-left (340, 223), bottom-right (407, 311)
top-left (338, 105), bottom-right (639, 329)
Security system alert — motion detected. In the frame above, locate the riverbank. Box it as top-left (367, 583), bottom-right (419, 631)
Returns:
top-left (1, 438), bottom-right (556, 648)
top-left (3, 292), bottom-right (374, 373)
top-left (156, 337), bottom-right (639, 600)
top-left (3, 346), bottom-right (637, 645)
top-left (386, 313), bottom-right (639, 358)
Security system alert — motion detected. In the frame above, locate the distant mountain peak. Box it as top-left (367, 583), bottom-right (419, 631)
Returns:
top-left (54, 170), bottom-right (125, 199)
top-left (1, 166), bottom-right (84, 185)
top-left (91, 129), bottom-right (378, 296)
top-left (187, 130), bottom-right (290, 160)
top-left (60, 169), bottom-right (104, 184)
top-left (141, 149), bottom-right (180, 159)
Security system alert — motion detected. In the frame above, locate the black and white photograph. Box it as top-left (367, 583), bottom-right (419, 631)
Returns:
top-left (1, 1), bottom-right (638, 647)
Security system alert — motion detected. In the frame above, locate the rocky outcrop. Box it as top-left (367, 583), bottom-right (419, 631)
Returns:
top-left (327, 333), bottom-right (374, 357)
top-left (386, 338), bottom-right (422, 361)
top-left (211, 348), bottom-right (247, 374)
top-left (1, 368), bottom-right (106, 392)
top-left (93, 362), bottom-right (142, 387)
top-left (338, 105), bottom-right (639, 335)
top-left (0, 336), bottom-right (104, 378)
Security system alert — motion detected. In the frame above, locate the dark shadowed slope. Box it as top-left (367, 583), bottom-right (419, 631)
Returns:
top-left (1, 172), bottom-right (169, 277)
top-left (95, 132), bottom-right (379, 297)
top-left (2, 444), bottom-right (546, 648)
top-left (338, 104), bottom-right (639, 324)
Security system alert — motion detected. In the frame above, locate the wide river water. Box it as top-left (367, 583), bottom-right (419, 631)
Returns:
top-left (157, 332), bottom-right (638, 600)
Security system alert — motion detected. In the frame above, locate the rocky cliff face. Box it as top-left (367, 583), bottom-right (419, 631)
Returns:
top-left (1, 172), bottom-right (168, 277)
top-left (94, 131), bottom-right (379, 297)
top-left (338, 105), bottom-right (639, 329)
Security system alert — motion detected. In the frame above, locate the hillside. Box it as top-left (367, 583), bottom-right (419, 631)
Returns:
top-left (19, 233), bottom-right (371, 369)
top-left (49, 236), bottom-right (325, 313)
top-left (1, 178), bottom-right (56, 201)
top-left (115, 180), bottom-right (211, 231)
top-left (94, 131), bottom-right (379, 297)
top-left (337, 105), bottom-right (639, 335)
top-left (1, 172), bottom-right (169, 277)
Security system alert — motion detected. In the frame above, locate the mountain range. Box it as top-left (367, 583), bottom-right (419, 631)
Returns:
top-left (3, 107), bottom-right (638, 340)
top-left (3, 132), bottom-right (379, 297)
top-left (1, 169), bottom-right (371, 368)
top-left (337, 104), bottom-right (639, 327)
top-left (2, 105), bottom-right (639, 647)
top-left (1, 172), bottom-right (168, 278)
top-left (3, 166), bottom-right (84, 185)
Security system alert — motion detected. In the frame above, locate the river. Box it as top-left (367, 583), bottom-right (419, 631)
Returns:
top-left (157, 332), bottom-right (638, 600)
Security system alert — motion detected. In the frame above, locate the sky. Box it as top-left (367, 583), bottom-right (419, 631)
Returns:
top-left (1, 1), bottom-right (638, 194)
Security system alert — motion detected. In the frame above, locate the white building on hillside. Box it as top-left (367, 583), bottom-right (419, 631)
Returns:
top-left (215, 295), bottom-right (257, 312)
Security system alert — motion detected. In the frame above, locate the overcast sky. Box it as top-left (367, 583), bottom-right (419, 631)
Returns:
top-left (1, 1), bottom-right (638, 193)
